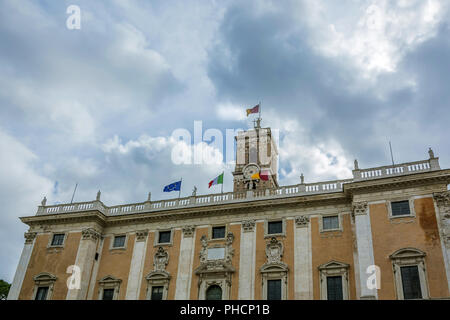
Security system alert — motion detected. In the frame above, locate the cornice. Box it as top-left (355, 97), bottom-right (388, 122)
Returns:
top-left (20, 210), bottom-right (107, 227)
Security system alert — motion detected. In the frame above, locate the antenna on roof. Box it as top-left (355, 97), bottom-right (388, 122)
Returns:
top-left (389, 141), bottom-right (395, 166)
top-left (70, 183), bottom-right (78, 204)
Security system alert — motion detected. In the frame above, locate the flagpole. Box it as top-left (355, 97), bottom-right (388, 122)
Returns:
top-left (179, 177), bottom-right (182, 198)
top-left (221, 171), bottom-right (224, 194)
top-left (259, 101), bottom-right (261, 120)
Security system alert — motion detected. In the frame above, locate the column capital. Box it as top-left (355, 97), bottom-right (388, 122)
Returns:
top-left (242, 220), bottom-right (256, 232)
top-left (352, 202), bottom-right (368, 216)
top-left (434, 191), bottom-right (450, 208)
top-left (295, 215), bottom-right (310, 228)
top-left (182, 225), bottom-right (195, 238)
top-left (81, 228), bottom-right (101, 241)
top-left (136, 230), bottom-right (148, 242)
top-left (24, 232), bottom-right (37, 244)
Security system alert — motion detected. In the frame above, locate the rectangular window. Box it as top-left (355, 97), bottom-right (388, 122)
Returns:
top-left (401, 266), bottom-right (422, 299)
top-left (51, 234), bottom-right (65, 246)
top-left (158, 231), bottom-right (171, 244)
top-left (268, 221), bottom-right (282, 235)
top-left (267, 279), bottom-right (282, 300)
top-left (212, 226), bottom-right (226, 239)
top-left (326, 276), bottom-right (343, 300)
top-left (102, 288), bottom-right (115, 300)
top-left (323, 216), bottom-right (339, 230)
top-left (391, 201), bottom-right (411, 216)
top-left (151, 286), bottom-right (164, 300)
top-left (113, 235), bottom-right (126, 248)
top-left (35, 286), bottom-right (49, 300)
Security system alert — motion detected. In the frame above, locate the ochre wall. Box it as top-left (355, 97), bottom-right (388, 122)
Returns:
top-left (93, 234), bottom-right (135, 300)
top-left (137, 230), bottom-right (181, 299)
top-left (189, 227), bottom-right (207, 299)
top-left (188, 225), bottom-right (240, 299)
top-left (253, 220), bottom-right (295, 299)
top-left (370, 197), bottom-right (450, 299)
top-left (311, 214), bottom-right (357, 300)
top-left (19, 232), bottom-right (81, 300)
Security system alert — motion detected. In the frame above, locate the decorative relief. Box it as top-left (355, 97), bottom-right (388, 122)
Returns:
top-left (194, 232), bottom-right (235, 299)
top-left (265, 237), bottom-right (284, 264)
top-left (242, 220), bottom-right (256, 232)
top-left (295, 215), bottom-right (310, 227)
top-left (200, 235), bottom-right (208, 264)
top-left (182, 225), bottom-right (195, 238)
top-left (135, 230), bottom-right (148, 242)
top-left (154, 246), bottom-right (169, 271)
top-left (197, 232), bottom-right (235, 272)
top-left (225, 232), bottom-right (235, 264)
top-left (81, 228), bottom-right (101, 241)
top-left (24, 232), bottom-right (37, 244)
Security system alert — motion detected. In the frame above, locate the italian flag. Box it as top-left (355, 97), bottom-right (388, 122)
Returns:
top-left (208, 172), bottom-right (224, 188)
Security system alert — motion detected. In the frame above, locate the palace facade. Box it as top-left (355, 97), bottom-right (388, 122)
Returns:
top-left (7, 125), bottom-right (450, 300)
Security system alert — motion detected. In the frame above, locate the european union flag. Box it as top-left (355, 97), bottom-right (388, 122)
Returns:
top-left (163, 180), bottom-right (182, 192)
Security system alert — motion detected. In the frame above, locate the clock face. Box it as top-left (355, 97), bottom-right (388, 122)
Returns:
top-left (243, 163), bottom-right (260, 179)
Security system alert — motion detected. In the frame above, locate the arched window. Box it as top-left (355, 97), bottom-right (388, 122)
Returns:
top-left (205, 285), bottom-right (222, 300)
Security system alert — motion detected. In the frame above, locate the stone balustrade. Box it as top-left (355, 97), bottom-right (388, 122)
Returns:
top-left (353, 158), bottom-right (437, 181)
top-left (35, 158), bottom-right (440, 217)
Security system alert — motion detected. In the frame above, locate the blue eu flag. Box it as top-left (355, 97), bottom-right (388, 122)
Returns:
top-left (163, 180), bottom-right (182, 192)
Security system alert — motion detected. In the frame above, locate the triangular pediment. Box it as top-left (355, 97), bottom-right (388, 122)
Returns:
top-left (99, 275), bottom-right (122, 284)
top-left (318, 260), bottom-right (349, 270)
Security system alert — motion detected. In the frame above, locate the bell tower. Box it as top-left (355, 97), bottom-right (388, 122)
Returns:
top-left (232, 121), bottom-right (278, 192)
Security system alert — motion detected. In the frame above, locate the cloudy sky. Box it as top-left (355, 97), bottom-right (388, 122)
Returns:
top-left (1, 0), bottom-right (450, 282)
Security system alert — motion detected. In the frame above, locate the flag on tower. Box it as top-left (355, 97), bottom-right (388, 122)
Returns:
top-left (260, 170), bottom-right (270, 181)
top-left (208, 172), bottom-right (224, 188)
top-left (246, 104), bottom-right (260, 116)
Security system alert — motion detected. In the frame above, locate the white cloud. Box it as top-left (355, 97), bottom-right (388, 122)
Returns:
top-left (265, 113), bottom-right (353, 184)
top-left (216, 102), bottom-right (247, 121)
top-left (300, 0), bottom-right (448, 77)
top-left (0, 129), bottom-right (53, 282)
